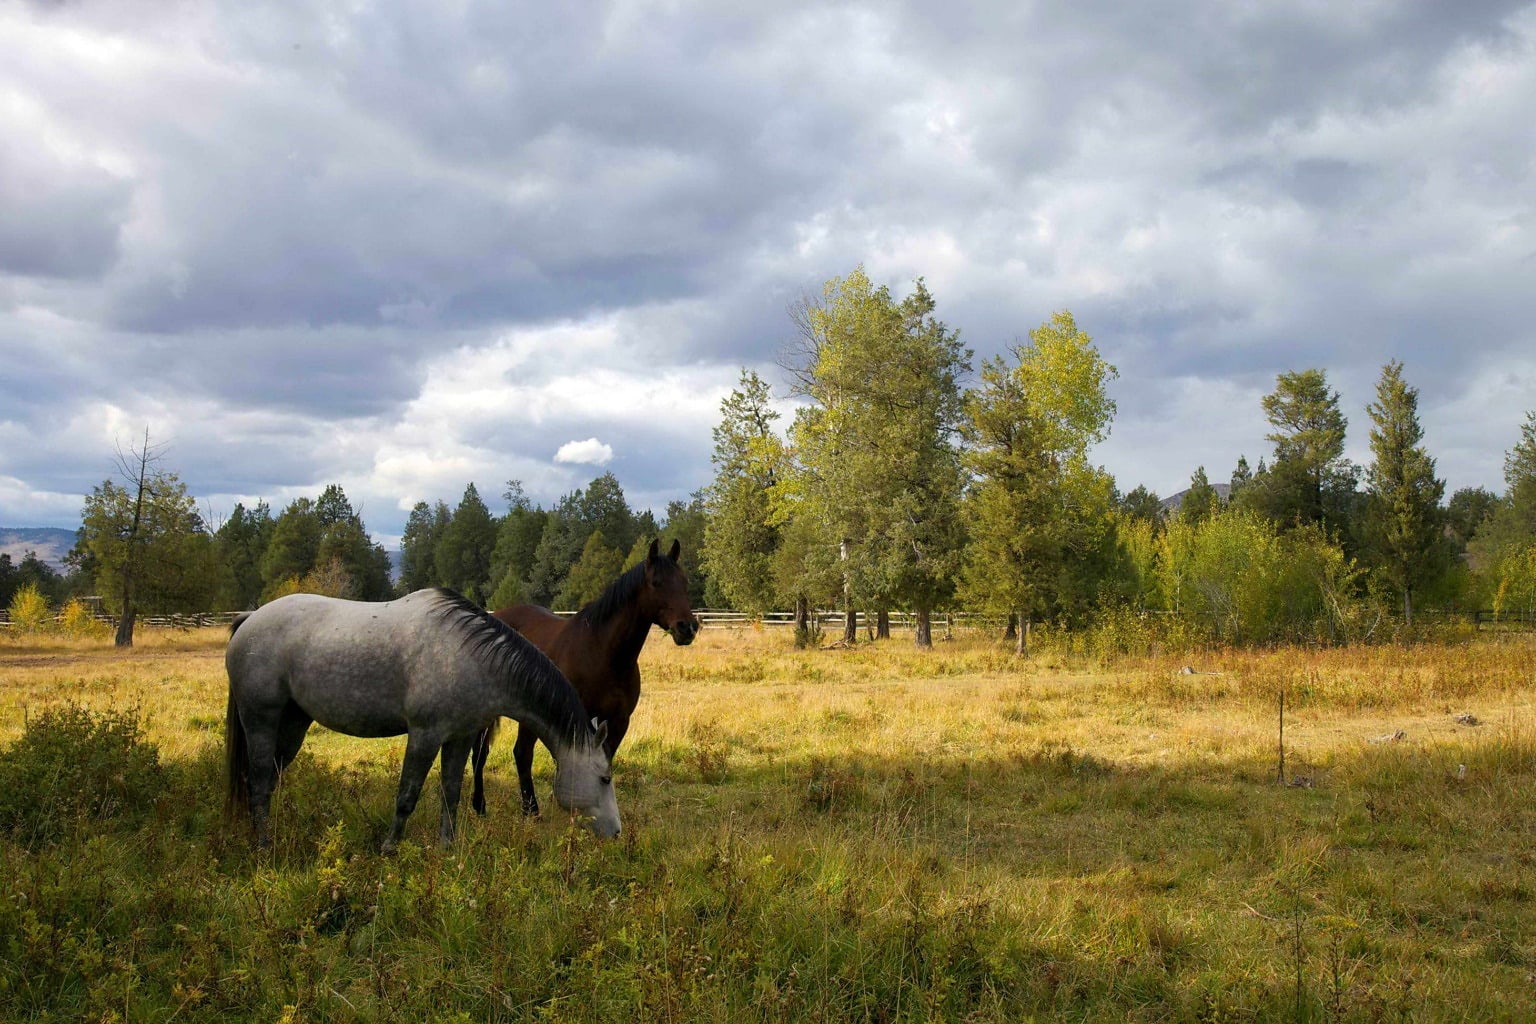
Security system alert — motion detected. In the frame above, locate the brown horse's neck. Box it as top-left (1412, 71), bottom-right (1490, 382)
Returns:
top-left (590, 596), bottom-right (657, 664)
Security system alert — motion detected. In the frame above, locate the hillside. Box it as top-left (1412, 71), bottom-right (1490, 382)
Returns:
top-left (0, 527), bottom-right (76, 571)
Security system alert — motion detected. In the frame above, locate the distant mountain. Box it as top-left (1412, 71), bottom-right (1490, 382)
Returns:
top-left (0, 527), bottom-right (77, 572)
top-left (1160, 483), bottom-right (1232, 514)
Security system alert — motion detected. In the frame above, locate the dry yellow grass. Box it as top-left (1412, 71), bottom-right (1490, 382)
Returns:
top-left (5, 623), bottom-right (1536, 1020)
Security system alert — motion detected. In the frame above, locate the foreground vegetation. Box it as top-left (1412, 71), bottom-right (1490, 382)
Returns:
top-left (3, 626), bottom-right (1536, 1022)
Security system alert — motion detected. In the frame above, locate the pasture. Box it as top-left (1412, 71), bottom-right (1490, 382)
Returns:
top-left (2, 626), bottom-right (1536, 1022)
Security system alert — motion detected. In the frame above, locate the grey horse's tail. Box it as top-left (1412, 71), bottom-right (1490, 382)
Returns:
top-left (225, 691), bottom-right (249, 819)
top-left (225, 611), bottom-right (252, 817)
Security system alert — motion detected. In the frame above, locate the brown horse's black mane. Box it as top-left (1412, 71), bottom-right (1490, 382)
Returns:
top-left (575, 560), bottom-right (651, 629)
top-left (431, 588), bottom-right (590, 747)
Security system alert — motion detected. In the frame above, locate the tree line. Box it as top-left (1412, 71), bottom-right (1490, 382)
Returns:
top-left (698, 266), bottom-right (1536, 649)
top-left (25, 264), bottom-right (1536, 650)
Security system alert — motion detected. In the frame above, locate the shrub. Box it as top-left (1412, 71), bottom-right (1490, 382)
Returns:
top-left (6, 582), bottom-right (52, 633)
top-left (58, 598), bottom-right (109, 639)
top-left (0, 703), bottom-right (162, 844)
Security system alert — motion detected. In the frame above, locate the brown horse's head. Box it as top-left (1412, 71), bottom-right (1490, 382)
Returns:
top-left (645, 538), bottom-right (700, 645)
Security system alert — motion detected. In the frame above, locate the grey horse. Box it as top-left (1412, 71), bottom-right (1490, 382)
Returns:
top-left (225, 588), bottom-right (620, 851)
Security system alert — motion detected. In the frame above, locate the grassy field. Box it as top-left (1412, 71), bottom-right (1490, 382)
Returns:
top-left (2, 625), bottom-right (1536, 1022)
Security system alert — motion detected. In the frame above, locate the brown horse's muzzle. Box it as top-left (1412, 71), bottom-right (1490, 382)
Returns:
top-left (669, 617), bottom-right (701, 646)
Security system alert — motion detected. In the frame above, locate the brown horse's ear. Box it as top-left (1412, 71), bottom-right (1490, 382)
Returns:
top-left (668, 539), bottom-right (681, 562)
top-left (647, 538), bottom-right (660, 562)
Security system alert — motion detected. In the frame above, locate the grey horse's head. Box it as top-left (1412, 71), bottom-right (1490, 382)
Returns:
top-left (552, 719), bottom-right (621, 838)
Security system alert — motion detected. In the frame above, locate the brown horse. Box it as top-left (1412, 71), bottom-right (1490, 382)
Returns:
top-left (470, 538), bottom-right (700, 816)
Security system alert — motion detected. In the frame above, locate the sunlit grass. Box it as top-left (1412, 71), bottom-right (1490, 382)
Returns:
top-left (3, 624), bottom-right (1536, 1020)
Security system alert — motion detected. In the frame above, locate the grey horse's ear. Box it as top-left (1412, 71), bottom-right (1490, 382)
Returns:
top-left (668, 538), bottom-right (681, 561)
top-left (647, 538), bottom-right (660, 562)
top-left (592, 718), bottom-right (608, 745)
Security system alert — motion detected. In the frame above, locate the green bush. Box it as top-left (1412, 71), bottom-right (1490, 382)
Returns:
top-left (6, 582), bottom-right (52, 632)
top-left (0, 703), bottom-right (162, 845)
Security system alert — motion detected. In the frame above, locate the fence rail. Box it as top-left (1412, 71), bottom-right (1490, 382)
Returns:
top-left (3, 606), bottom-right (1534, 632)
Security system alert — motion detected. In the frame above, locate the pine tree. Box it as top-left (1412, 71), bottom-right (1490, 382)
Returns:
top-left (703, 370), bottom-right (785, 615)
top-left (1179, 467), bottom-right (1220, 524)
top-left (1364, 361), bottom-right (1447, 622)
top-left (435, 483), bottom-right (497, 604)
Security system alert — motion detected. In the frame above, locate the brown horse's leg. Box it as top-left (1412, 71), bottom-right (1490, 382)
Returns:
top-left (470, 727), bottom-right (491, 816)
top-left (513, 724), bottom-right (540, 816)
top-left (604, 713), bottom-right (630, 762)
top-left (437, 736), bottom-right (474, 847)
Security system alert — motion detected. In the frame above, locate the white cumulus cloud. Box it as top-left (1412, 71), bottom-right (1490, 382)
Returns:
top-left (554, 438), bottom-right (614, 466)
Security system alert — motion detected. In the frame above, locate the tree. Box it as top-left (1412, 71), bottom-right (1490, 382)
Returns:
top-left (260, 498), bottom-right (323, 600)
top-left (1119, 485), bottom-right (1164, 528)
top-left (1248, 369), bottom-right (1358, 539)
top-left (958, 310), bottom-right (1118, 651)
top-left (785, 269), bottom-right (971, 646)
top-left (1446, 487), bottom-right (1499, 551)
top-left (703, 370), bottom-right (785, 615)
top-left (434, 483), bottom-right (498, 604)
top-left (661, 492), bottom-right (710, 608)
top-left (213, 501), bottom-right (273, 610)
top-left (1469, 410), bottom-right (1536, 572)
top-left (399, 501), bottom-right (450, 593)
top-left (1363, 361), bottom-right (1448, 622)
top-left (487, 481), bottom-right (549, 609)
top-left (558, 530), bottom-right (624, 609)
top-left (1229, 456), bottom-right (1253, 502)
top-left (1178, 467), bottom-right (1221, 525)
top-left (74, 433), bottom-right (216, 645)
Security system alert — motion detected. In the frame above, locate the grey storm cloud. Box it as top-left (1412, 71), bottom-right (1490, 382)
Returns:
top-left (1, 0), bottom-right (1533, 537)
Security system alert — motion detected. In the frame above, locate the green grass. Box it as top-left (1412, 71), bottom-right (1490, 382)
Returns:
top-left (2, 628), bottom-right (1536, 1021)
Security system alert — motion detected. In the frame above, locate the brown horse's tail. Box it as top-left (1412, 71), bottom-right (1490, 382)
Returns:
top-left (225, 690), bottom-right (249, 819)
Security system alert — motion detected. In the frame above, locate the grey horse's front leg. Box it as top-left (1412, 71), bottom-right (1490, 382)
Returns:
top-left (383, 731), bottom-right (443, 855)
top-left (437, 736), bottom-right (474, 847)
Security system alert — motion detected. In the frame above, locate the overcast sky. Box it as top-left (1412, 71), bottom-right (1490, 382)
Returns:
top-left (2, 0), bottom-right (1533, 545)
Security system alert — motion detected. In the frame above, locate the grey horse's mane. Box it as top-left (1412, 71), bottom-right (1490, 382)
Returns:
top-left (431, 589), bottom-right (592, 749)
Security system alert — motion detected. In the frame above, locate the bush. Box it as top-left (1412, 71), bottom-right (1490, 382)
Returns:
top-left (58, 598), bottom-right (109, 639)
top-left (6, 582), bottom-right (52, 632)
top-left (0, 703), bottom-right (162, 845)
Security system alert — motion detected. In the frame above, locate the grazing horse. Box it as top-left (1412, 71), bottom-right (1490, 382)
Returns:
top-left (225, 588), bottom-right (620, 851)
top-left (471, 538), bottom-right (700, 817)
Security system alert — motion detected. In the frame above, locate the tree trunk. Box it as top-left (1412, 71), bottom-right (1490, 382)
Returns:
top-left (843, 606), bottom-right (857, 644)
top-left (1003, 613), bottom-right (1017, 641)
top-left (114, 598), bottom-right (136, 648)
top-left (1014, 612), bottom-right (1030, 656)
top-left (793, 596), bottom-right (809, 633)
top-left (1404, 587), bottom-right (1413, 626)
top-left (876, 609), bottom-right (890, 640)
top-left (914, 608), bottom-right (932, 648)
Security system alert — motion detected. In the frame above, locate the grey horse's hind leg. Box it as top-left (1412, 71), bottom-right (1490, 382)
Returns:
top-left (437, 736), bottom-right (474, 847)
top-left (274, 702), bottom-right (313, 773)
top-left (243, 717), bottom-right (281, 848)
top-left (513, 723), bottom-right (540, 816)
top-left (382, 731), bottom-right (443, 855)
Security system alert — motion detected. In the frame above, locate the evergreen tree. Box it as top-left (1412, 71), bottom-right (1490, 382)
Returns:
top-left (1119, 485), bottom-right (1164, 528)
top-left (1248, 369), bottom-right (1359, 540)
top-left (1179, 467), bottom-right (1221, 524)
top-left (260, 498), bottom-right (323, 598)
top-left (399, 501), bottom-right (449, 593)
top-left (786, 269), bottom-right (971, 646)
top-left (1446, 486), bottom-right (1499, 551)
top-left (703, 370), bottom-right (785, 615)
top-left (213, 501), bottom-right (273, 609)
top-left (486, 481), bottom-right (548, 609)
top-left (1363, 361), bottom-right (1448, 622)
top-left (558, 530), bottom-right (624, 609)
top-left (1229, 456), bottom-right (1253, 501)
top-left (434, 483), bottom-right (497, 604)
top-left (662, 492), bottom-right (710, 608)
